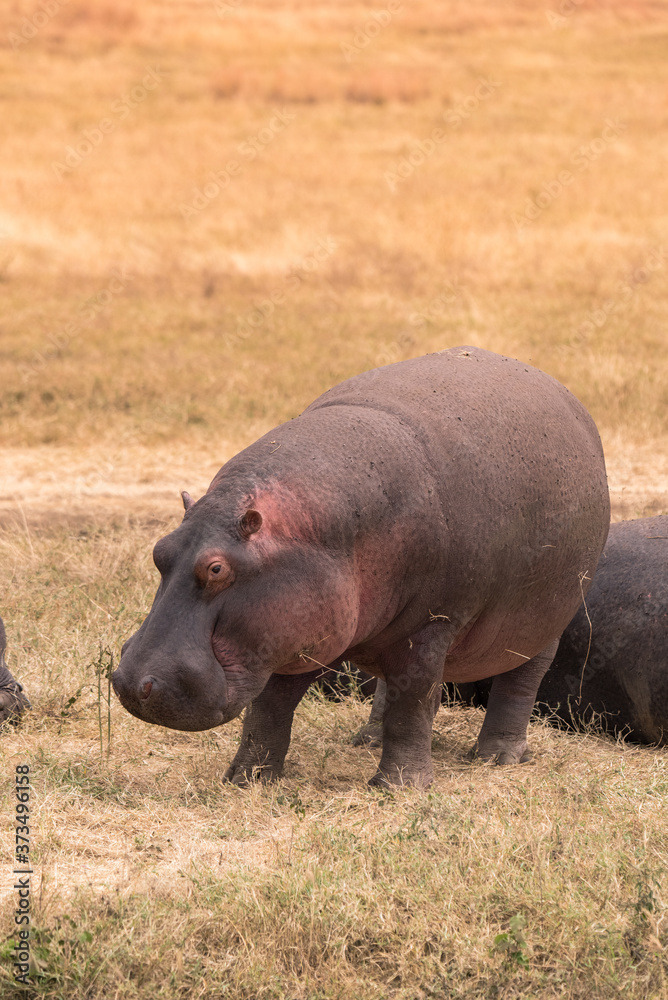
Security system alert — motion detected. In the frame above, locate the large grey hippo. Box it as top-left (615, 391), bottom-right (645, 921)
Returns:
top-left (112, 346), bottom-right (609, 788)
top-left (0, 616), bottom-right (30, 725)
top-left (434, 516), bottom-right (668, 744)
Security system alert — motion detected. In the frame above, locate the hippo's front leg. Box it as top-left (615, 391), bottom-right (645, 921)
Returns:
top-left (224, 668), bottom-right (322, 784)
top-left (369, 627), bottom-right (452, 790)
top-left (473, 639), bottom-right (559, 764)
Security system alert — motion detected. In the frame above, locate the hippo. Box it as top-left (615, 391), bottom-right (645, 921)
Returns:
top-left (433, 516), bottom-right (668, 744)
top-left (112, 346), bottom-right (609, 788)
top-left (0, 616), bottom-right (30, 725)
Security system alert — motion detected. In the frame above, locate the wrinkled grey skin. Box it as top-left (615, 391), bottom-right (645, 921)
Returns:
top-left (436, 516), bottom-right (668, 745)
top-left (0, 616), bottom-right (30, 725)
top-left (113, 346), bottom-right (609, 788)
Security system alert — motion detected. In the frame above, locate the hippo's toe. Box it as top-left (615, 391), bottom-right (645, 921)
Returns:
top-left (223, 754), bottom-right (283, 785)
top-left (470, 737), bottom-right (533, 765)
top-left (368, 762), bottom-right (434, 790)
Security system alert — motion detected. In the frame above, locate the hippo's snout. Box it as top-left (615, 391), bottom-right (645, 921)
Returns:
top-left (112, 647), bottom-right (229, 732)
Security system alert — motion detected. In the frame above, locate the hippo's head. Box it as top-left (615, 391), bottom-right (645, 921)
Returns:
top-left (112, 486), bottom-right (359, 731)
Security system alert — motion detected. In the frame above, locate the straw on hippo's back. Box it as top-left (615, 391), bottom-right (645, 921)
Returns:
top-left (113, 346), bottom-right (610, 788)
top-left (0, 616), bottom-right (30, 725)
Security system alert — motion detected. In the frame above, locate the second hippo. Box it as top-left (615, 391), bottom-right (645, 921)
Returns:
top-left (536, 515), bottom-right (668, 742)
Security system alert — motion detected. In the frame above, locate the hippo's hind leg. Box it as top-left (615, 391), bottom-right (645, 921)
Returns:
top-left (352, 678), bottom-right (386, 747)
top-left (473, 639), bottom-right (559, 764)
top-left (224, 669), bottom-right (321, 785)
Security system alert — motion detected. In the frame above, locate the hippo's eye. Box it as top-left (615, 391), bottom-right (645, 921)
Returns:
top-left (195, 549), bottom-right (235, 591)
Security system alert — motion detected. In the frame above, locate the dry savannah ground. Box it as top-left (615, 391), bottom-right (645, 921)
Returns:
top-left (1, 0), bottom-right (668, 997)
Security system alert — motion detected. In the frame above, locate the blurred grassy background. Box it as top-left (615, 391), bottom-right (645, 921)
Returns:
top-left (1, 0), bottom-right (667, 457)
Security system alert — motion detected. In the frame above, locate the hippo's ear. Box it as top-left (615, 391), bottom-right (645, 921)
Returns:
top-left (239, 508), bottom-right (262, 538)
top-left (181, 490), bottom-right (194, 512)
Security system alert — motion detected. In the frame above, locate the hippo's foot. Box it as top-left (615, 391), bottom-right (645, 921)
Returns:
top-left (0, 683), bottom-right (31, 727)
top-left (351, 720), bottom-right (383, 747)
top-left (471, 639), bottom-right (558, 767)
top-left (470, 735), bottom-right (532, 765)
top-left (224, 748), bottom-right (284, 786)
top-left (368, 762), bottom-right (434, 790)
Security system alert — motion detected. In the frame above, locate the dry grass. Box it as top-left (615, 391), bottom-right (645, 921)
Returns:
top-left (1, 517), bottom-right (668, 998)
top-left (1, 0), bottom-right (668, 996)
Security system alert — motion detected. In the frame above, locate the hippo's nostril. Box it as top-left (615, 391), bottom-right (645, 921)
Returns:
top-left (139, 676), bottom-right (156, 701)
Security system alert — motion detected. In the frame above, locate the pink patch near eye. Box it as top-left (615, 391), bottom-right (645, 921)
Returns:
top-left (140, 680), bottom-right (153, 700)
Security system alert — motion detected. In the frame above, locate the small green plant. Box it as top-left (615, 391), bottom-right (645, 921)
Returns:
top-left (61, 685), bottom-right (86, 716)
top-left (0, 938), bottom-right (16, 962)
top-left (493, 913), bottom-right (529, 968)
top-left (92, 645), bottom-right (114, 761)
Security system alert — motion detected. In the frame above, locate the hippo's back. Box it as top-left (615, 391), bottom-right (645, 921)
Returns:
top-left (308, 344), bottom-right (609, 584)
top-left (308, 346), bottom-right (607, 522)
top-left (309, 347), bottom-right (592, 441)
